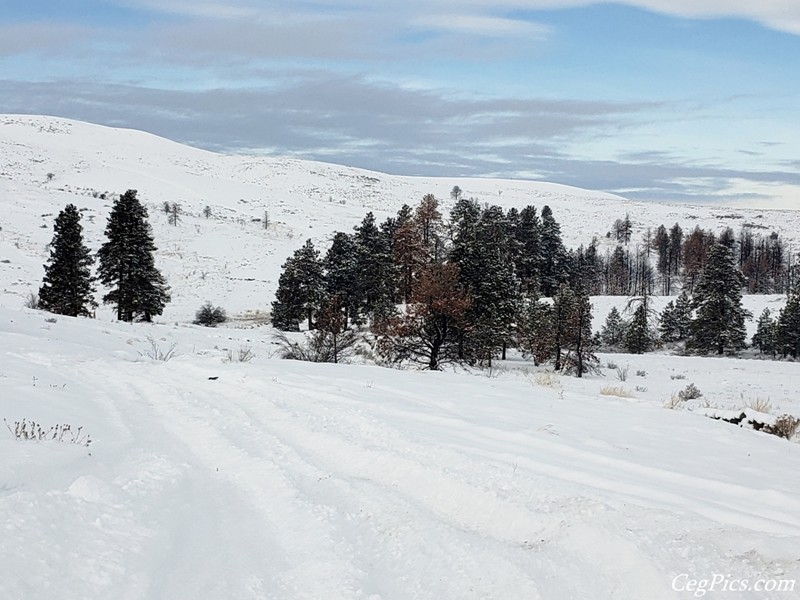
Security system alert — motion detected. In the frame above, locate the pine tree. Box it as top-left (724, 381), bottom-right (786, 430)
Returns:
top-left (271, 239), bottom-right (325, 331)
top-left (293, 239), bottom-right (325, 329)
top-left (97, 190), bottom-right (170, 322)
top-left (271, 257), bottom-right (304, 331)
top-left (673, 290), bottom-right (693, 340)
top-left (353, 212), bottom-right (395, 322)
top-left (600, 306), bottom-right (626, 348)
top-left (561, 286), bottom-right (599, 377)
top-left (38, 204), bottom-right (96, 317)
top-left (687, 243), bottom-right (750, 354)
top-left (752, 308), bottom-right (777, 357)
top-left (539, 206), bottom-right (568, 296)
top-left (659, 300), bottom-right (679, 342)
top-left (625, 301), bottom-right (656, 354)
top-left (516, 296), bottom-right (554, 366)
top-left (551, 284), bottom-right (574, 371)
top-left (451, 205), bottom-right (519, 365)
top-left (777, 280), bottom-right (800, 358)
top-left (324, 232), bottom-right (360, 325)
top-left (513, 205), bottom-right (542, 295)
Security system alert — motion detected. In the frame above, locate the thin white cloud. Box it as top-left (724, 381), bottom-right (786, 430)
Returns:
top-left (418, 14), bottom-right (551, 38)
top-left (457, 1), bottom-right (800, 35)
top-left (102, 1), bottom-right (800, 35)
top-left (112, 0), bottom-right (260, 19)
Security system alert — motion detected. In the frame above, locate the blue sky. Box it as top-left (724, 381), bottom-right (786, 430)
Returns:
top-left (1, 1), bottom-right (799, 206)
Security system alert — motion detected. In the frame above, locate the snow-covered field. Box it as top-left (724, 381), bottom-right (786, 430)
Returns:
top-left (2, 307), bottom-right (800, 600)
top-left (2, 115), bottom-right (800, 599)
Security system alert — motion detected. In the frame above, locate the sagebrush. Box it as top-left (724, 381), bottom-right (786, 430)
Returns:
top-left (4, 418), bottom-right (91, 446)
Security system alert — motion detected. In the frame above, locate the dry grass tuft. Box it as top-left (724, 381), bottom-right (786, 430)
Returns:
top-left (600, 385), bottom-right (633, 398)
top-left (746, 397), bottom-right (773, 414)
top-left (532, 372), bottom-right (561, 388)
top-left (663, 394), bottom-right (685, 410)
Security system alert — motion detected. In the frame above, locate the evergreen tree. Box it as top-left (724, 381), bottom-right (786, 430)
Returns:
top-left (660, 290), bottom-right (693, 342)
top-left (600, 306), bottom-right (626, 348)
top-left (513, 205), bottom-right (542, 295)
top-left (97, 190), bottom-right (170, 322)
top-left (324, 232), bottom-right (360, 325)
top-left (271, 239), bottom-right (325, 331)
top-left (777, 280), bottom-right (800, 358)
top-left (539, 205), bottom-right (569, 296)
top-left (293, 239), bottom-right (326, 329)
top-left (353, 212), bottom-right (395, 322)
top-left (673, 290), bottom-right (693, 340)
top-left (659, 300), bottom-right (679, 342)
top-left (561, 286), bottom-right (599, 377)
top-left (752, 308), bottom-right (778, 357)
top-left (271, 256), bottom-right (304, 331)
top-left (38, 204), bottom-right (96, 317)
top-left (625, 301), bottom-right (657, 354)
top-left (451, 205), bottom-right (519, 365)
top-left (551, 284), bottom-right (574, 371)
top-left (516, 296), bottom-right (554, 366)
top-left (687, 243), bottom-right (750, 354)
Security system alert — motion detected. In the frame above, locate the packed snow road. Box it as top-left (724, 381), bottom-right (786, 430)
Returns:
top-left (1, 311), bottom-right (799, 599)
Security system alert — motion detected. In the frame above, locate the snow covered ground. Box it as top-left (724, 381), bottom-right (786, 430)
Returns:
top-left (2, 307), bottom-right (800, 600)
top-left (2, 115), bottom-right (800, 599)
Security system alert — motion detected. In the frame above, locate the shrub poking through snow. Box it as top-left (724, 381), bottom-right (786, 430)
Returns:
top-left (764, 415), bottom-right (800, 440)
top-left (4, 418), bottom-right (91, 446)
top-left (274, 329), bottom-right (359, 364)
top-left (194, 302), bottom-right (227, 327)
top-left (224, 345), bottom-right (254, 363)
top-left (24, 291), bottom-right (39, 309)
top-left (678, 383), bottom-right (702, 401)
top-left (140, 335), bottom-right (177, 362)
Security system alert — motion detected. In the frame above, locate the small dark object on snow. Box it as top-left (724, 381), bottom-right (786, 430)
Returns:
top-left (208, 376), bottom-right (219, 380)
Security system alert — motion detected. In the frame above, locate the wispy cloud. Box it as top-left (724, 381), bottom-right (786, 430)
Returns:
top-left (416, 14), bottom-right (551, 38)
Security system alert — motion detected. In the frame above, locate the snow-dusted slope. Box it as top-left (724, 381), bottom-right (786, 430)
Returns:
top-left (2, 114), bottom-right (799, 321)
top-left (2, 307), bottom-right (799, 600)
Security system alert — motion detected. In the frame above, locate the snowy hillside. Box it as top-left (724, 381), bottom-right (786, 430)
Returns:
top-left (2, 307), bottom-right (800, 600)
top-left (2, 114), bottom-right (800, 321)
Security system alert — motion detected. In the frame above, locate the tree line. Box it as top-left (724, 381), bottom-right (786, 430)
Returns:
top-left (272, 194), bottom-right (800, 370)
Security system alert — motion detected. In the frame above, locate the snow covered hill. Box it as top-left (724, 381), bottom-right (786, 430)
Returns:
top-left (2, 114), bottom-right (799, 321)
top-left (2, 307), bottom-right (800, 600)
